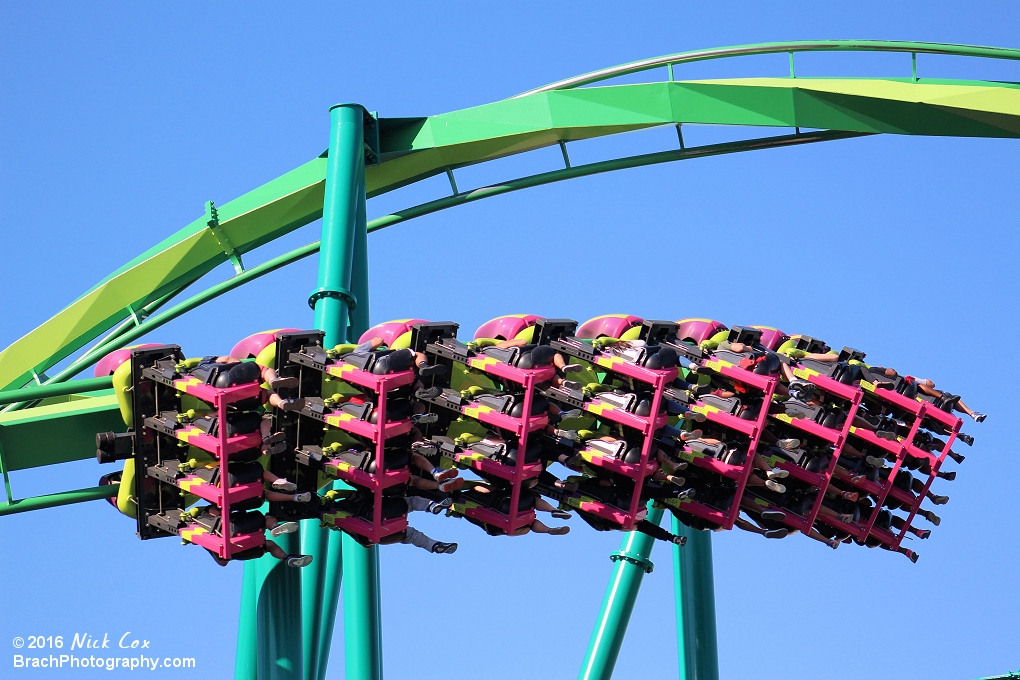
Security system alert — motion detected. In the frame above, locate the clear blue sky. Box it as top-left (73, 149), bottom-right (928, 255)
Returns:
top-left (2, 2), bottom-right (1018, 678)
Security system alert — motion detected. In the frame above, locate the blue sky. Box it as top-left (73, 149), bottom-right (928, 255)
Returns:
top-left (2, 2), bottom-right (1018, 678)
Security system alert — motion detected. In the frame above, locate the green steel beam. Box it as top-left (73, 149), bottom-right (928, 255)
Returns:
top-left (0, 483), bottom-right (118, 517)
top-left (302, 103), bottom-right (369, 680)
top-left (579, 507), bottom-right (665, 680)
top-left (672, 517), bottom-right (719, 680)
top-left (6, 41), bottom-right (1020, 394)
top-left (0, 377), bottom-right (112, 406)
top-left (0, 396), bottom-right (121, 472)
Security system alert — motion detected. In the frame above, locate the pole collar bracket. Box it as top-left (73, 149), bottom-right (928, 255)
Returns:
top-left (610, 550), bottom-right (654, 574)
top-left (308, 287), bottom-right (358, 312)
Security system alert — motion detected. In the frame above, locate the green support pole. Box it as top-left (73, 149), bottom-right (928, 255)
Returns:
top-left (311, 102), bottom-right (381, 680)
top-left (316, 168), bottom-right (372, 680)
top-left (671, 516), bottom-right (719, 680)
top-left (236, 547), bottom-right (304, 680)
top-left (579, 506), bottom-right (664, 680)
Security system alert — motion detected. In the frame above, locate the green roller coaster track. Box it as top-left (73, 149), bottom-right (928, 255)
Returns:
top-left (2, 40), bottom-right (1018, 680)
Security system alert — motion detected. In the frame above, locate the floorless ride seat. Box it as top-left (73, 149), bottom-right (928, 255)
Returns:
top-left (189, 358), bottom-right (262, 388)
top-left (339, 348), bottom-right (415, 375)
top-left (481, 344), bottom-right (556, 369)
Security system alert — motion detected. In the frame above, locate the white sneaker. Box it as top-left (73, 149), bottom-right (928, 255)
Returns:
top-left (270, 521), bottom-right (299, 537)
top-left (765, 480), bottom-right (787, 493)
top-left (272, 478), bottom-right (297, 492)
top-left (777, 438), bottom-right (801, 450)
top-left (767, 468), bottom-right (789, 480)
top-left (293, 492), bottom-right (312, 503)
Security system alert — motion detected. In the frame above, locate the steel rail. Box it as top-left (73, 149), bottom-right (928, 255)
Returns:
top-left (515, 40), bottom-right (1020, 98)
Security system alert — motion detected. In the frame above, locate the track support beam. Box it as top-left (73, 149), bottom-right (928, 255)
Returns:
top-left (317, 103), bottom-right (381, 680)
top-left (579, 506), bottom-right (664, 680)
top-left (672, 516), bottom-right (719, 680)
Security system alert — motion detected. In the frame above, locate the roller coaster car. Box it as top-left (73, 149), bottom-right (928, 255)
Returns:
top-left (277, 330), bottom-right (417, 527)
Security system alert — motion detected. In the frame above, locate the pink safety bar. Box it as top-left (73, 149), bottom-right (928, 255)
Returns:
top-left (178, 476), bottom-right (264, 507)
top-left (185, 526), bottom-right (264, 557)
top-left (322, 514), bottom-right (409, 546)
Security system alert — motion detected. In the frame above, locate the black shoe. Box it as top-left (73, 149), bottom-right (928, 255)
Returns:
top-left (957, 433), bottom-right (974, 446)
top-left (671, 535), bottom-right (687, 546)
top-left (432, 542), bottom-right (458, 554)
top-left (916, 529), bottom-right (931, 539)
top-left (937, 470), bottom-right (957, 481)
top-left (929, 494), bottom-right (949, 506)
top-left (760, 510), bottom-right (786, 521)
top-left (427, 497), bottom-right (453, 514)
top-left (411, 440), bottom-right (439, 456)
top-left (919, 509), bottom-right (941, 526)
top-left (908, 552), bottom-right (919, 564)
top-left (415, 386), bottom-right (442, 399)
top-left (764, 529), bottom-right (788, 539)
top-left (418, 364), bottom-right (447, 379)
top-left (411, 412), bottom-right (439, 425)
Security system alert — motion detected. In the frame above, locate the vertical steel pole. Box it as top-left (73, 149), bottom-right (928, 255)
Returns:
top-left (308, 103), bottom-right (378, 680)
top-left (578, 506), bottom-right (664, 680)
top-left (672, 516), bottom-right (719, 680)
top-left (340, 197), bottom-right (383, 680)
top-left (236, 535), bottom-right (304, 680)
top-left (318, 186), bottom-right (375, 680)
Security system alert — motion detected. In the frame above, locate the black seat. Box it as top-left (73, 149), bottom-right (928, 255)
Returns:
top-left (190, 360), bottom-right (262, 388)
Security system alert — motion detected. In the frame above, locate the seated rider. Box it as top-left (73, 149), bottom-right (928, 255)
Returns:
top-left (321, 490), bottom-right (458, 554)
top-left (189, 354), bottom-right (304, 411)
top-left (340, 337), bottom-right (448, 399)
top-left (187, 504), bottom-right (312, 567)
top-left (457, 481), bottom-right (570, 537)
top-left (863, 366), bottom-right (985, 422)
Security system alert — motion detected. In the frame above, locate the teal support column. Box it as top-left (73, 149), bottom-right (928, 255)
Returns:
top-left (319, 181), bottom-right (375, 680)
top-left (339, 191), bottom-right (382, 679)
top-left (236, 530), bottom-right (303, 680)
top-left (672, 516), bottom-right (719, 680)
top-left (307, 103), bottom-right (376, 680)
top-left (579, 506), bottom-right (664, 680)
